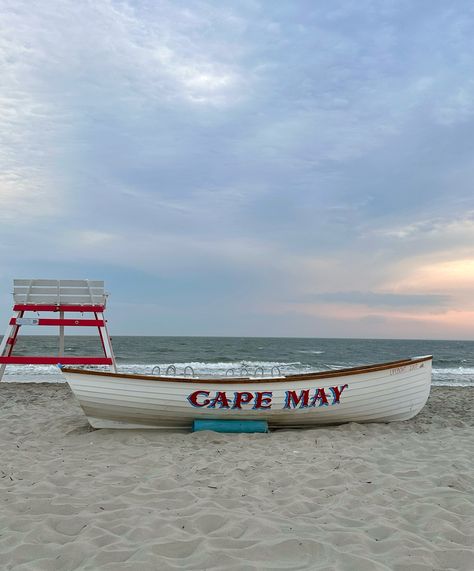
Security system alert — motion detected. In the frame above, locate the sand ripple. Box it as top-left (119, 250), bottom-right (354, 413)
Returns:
top-left (0, 383), bottom-right (473, 570)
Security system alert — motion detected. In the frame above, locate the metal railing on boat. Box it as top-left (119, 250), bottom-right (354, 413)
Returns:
top-left (148, 365), bottom-right (284, 378)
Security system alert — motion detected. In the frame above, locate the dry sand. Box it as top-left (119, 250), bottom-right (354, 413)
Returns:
top-left (0, 383), bottom-right (473, 571)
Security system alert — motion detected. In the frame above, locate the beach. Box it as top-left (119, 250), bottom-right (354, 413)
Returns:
top-left (0, 384), bottom-right (473, 571)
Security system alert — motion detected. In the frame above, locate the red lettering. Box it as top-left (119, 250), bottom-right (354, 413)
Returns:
top-left (187, 390), bottom-right (210, 407)
top-left (310, 388), bottom-right (329, 407)
top-left (330, 384), bottom-right (348, 404)
top-left (284, 389), bottom-right (309, 408)
top-left (254, 391), bottom-right (272, 409)
top-left (209, 391), bottom-right (230, 409)
top-left (232, 391), bottom-right (254, 409)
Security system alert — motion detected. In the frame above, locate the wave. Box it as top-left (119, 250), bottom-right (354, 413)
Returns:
top-left (433, 366), bottom-right (474, 374)
top-left (297, 350), bottom-right (325, 354)
top-left (2, 362), bottom-right (473, 387)
top-left (1, 360), bottom-right (313, 383)
top-left (432, 367), bottom-right (474, 387)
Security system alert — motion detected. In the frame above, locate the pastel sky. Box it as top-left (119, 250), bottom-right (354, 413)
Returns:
top-left (1, 0), bottom-right (474, 339)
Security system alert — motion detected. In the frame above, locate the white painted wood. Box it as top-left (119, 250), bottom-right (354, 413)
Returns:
top-left (14, 279), bottom-right (60, 287)
top-left (96, 312), bottom-right (117, 373)
top-left (0, 311), bottom-right (22, 381)
top-left (14, 287), bottom-right (105, 296)
top-left (0, 320), bottom-right (15, 357)
top-left (62, 357), bottom-right (432, 429)
top-left (14, 318), bottom-right (40, 326)
top-left (14, 279), bottom-right (104, 287)
top-left (13, 279), bottom-right (107, 305)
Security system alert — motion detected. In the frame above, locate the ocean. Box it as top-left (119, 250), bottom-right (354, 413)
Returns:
top-left (1, 336), bottom-right (473, 386)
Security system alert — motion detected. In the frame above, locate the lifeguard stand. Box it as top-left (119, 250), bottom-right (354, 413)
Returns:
top-left (0, 279), bottom-right (117, 381)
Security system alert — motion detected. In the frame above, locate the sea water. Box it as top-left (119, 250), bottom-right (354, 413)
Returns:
top-left (2, 336), bottom-right (473, 386)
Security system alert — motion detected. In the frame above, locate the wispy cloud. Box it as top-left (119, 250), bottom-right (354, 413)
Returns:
top-left (301, 291), bottom-right (452, 309)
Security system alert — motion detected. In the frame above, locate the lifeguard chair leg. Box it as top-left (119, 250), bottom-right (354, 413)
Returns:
top-left (0, 310), bottom-right (23, 381)
top-left (58, 310), bottom-right (65, 357)
top-left (95, 312), bottom-right (117, 372)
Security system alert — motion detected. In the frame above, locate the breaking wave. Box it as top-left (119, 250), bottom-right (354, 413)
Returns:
top-left (2, 360), bottom-right (315, 382)
top-left (2, 362), bottom-right (474, 386)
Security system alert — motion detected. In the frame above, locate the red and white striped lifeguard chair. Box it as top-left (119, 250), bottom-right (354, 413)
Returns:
top-left (0, 279), bottom-right (117, 381)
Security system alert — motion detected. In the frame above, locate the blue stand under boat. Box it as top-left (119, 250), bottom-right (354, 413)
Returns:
top-left (192, 419), bottom-right (268, 433)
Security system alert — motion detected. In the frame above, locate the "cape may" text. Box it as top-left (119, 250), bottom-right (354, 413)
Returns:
top-left (187, 384), bottom-right (348, 410)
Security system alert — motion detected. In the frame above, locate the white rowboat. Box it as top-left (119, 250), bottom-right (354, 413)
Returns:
top-left (61, 356), bottom-right (432, 429)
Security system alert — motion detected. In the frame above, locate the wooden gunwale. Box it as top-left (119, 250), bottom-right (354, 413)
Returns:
top-left (62, 356), bottom-right (432, 384)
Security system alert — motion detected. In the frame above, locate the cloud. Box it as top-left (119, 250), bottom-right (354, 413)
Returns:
top-left (1, 0), bottom-right (474, 337)
top-left (302, 291), bottom-right (452, 309)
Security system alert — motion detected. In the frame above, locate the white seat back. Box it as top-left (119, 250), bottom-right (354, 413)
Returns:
top-left (13, 279), bottom-right (107, 306)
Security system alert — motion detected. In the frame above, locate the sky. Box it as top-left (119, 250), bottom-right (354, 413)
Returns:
top-left (1, 0), bottom-right (474, 339)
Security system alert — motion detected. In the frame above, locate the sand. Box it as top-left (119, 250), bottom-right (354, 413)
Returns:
top-left (0, 384), bottom-right (473, 571)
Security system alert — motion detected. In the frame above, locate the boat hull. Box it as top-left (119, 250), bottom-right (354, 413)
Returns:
top-left (62, 356), bottom-right (432, 429)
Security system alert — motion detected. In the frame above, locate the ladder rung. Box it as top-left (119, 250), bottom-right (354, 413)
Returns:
top-left (13, 304), bottom-right (105, 312)
top-left (9, 318), bottom-right (105, 327)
